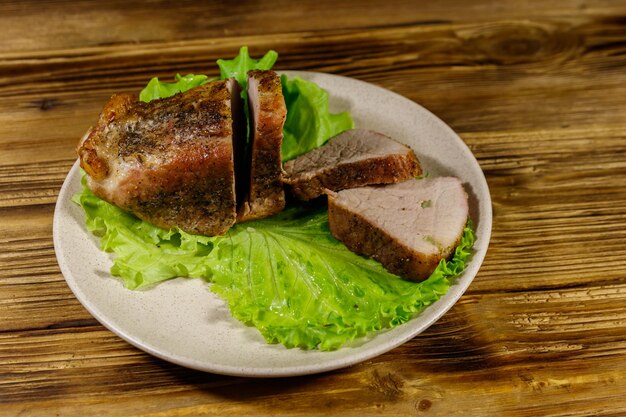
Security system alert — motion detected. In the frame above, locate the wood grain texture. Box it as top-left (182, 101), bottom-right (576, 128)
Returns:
top-left (1, 1), bottom-right (626, 416)
top-left (1, 0), bottom-right (623, 54)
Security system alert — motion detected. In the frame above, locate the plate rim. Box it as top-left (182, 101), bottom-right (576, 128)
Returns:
top-left (53, 70), bottom-right (492, 377)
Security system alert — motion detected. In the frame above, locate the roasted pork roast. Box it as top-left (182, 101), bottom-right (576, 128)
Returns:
top-left (327, 177), bottom-right (469, 281)
top-left (283, 129), bottom-right (421, 201)
top-left (77, 79), bottom-right (244, 236)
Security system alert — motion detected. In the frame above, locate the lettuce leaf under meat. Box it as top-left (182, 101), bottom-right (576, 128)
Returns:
top-left (138, 47), bottom-right (277, 104)
top-left (217, 46), bottom-right (278, 93)
top-left (207, 208), bottom-right (474, 350)
top-left (139, 74), bottom-right (213, 103)
top-left (72, 176), bottom-right (215, 288)
top-left (74, 178), bottom-right (475, 350)
top-left (281, 75), bottom-right (354, 161)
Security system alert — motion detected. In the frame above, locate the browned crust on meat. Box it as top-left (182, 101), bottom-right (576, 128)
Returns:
top-left (110, 139), bottom-right (235, 235)
top-left (77, 80), bottom-right (237, 236)
top-left (78, 131), bottom-right (109, 181)
top-left (286, 152), bottom-right (421, 201)
top-left (237, 70), bottom-right (286, 222)
top-left (77, 94), bottom-right (137, 180)
top-left (328, 194), bottom-right (445, 281)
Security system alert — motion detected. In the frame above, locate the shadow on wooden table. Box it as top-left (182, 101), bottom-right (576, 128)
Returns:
top-left (147, 300), bottom-right (500, 396)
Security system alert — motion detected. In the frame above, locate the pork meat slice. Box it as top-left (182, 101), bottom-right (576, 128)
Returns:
top-left (77, 79), bottom-right (244, 236)
top-left (327, 177), bottom-right (469, 281)
top-left (283, 129), bottom-right (422, 201)
top-left (236, 70), bottom-right (287, 222)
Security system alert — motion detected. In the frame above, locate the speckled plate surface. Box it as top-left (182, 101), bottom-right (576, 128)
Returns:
top-left (53, 71), bottom-right (492, 377)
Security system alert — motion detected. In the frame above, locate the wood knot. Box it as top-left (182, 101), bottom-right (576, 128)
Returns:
top-left (459, 21), bottom-right (582, 65)
top-left (416, 399), bottom-right (432, 412)
top-left (33, 98), bottom-right (58, 111)
top-left (367, 369), bottom-right (405, 401)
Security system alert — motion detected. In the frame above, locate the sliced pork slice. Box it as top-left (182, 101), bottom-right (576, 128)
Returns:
top-left (327, 177), bottom-right (469, 281)
top-left (237, 70), bottom-right (287, 222)
top-left (283, 129), bottom-right (422, 201)
top-left (77, 79), bottom-right (244, 236)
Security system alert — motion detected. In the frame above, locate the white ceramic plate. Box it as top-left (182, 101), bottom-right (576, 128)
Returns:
top-left (53, 71), bottom-right (492, 377)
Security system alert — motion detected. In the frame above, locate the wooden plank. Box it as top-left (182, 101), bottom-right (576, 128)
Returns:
top-left (0, 0), bottom-right (624, 55)
top-left (3, 17), bottom-right (626, 89)
top-left (1, 284), bottom-right (625, 415)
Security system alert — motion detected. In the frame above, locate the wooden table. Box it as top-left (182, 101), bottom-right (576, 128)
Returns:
top-left (2, 1), bottom-right (626, 415)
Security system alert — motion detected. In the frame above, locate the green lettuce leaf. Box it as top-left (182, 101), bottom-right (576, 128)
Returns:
top-left (207, 208), bottom-right (474, 350)
top-left (139, 74), bottom-right (213, 103)
top-left (138, 47), bottom-right (277, 104)
top-left (74, 178), bottom-right (475, 350)
top-left (73, 176), bottom-right (214, 289)
top-left (281, 75), bottom-right (354, 161)
top-left (217, 46), bottom-right (278, 93)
